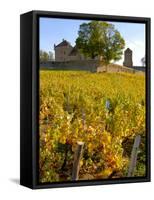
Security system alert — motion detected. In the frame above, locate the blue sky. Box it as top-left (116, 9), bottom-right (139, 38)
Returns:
top-left (39, 17), bottom-right (145, 66)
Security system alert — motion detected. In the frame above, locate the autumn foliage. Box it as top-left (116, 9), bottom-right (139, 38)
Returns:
top-left (39, 70), bottom-right (145, 183)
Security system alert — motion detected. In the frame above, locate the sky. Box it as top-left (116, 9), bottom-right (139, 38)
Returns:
top-left (39, 17), bottom-right (145, 66)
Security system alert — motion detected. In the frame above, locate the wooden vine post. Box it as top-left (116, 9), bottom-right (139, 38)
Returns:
top-left (81, 108), bottom-right (86, 130)
top-left (127, 135), bottom-right (141, 177)
top-left (72, 141), bottom-right (84, 181)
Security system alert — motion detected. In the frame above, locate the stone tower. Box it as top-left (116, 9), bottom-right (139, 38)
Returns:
top-left (123, 48), bottom-right (133, 67)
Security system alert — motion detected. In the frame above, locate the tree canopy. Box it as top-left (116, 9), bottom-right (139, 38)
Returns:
top-left (76, 21), bottom-right (125, 64)
top-left (40, 50), bottom-right (49, 63)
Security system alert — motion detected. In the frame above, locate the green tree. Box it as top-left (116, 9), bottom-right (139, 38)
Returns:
top-left (40, 50), bottom-right (49, 62)
top-left (76, 21), bottom-right (125, 65)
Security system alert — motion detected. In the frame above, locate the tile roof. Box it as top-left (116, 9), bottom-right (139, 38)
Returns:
top-left (55, 40), bottom-right (72, 48)
top-left (69, 46), bottom-right (78, 56)
top-left (125, 48), bottom-right (132, 52)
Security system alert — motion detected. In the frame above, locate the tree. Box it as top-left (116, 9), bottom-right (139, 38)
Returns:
top-left (40, 50), bottom-right (49, 62)
top-left (141, 56), bottom-right (145, 66)
top-left (76, 21), bottom-right (125, 65)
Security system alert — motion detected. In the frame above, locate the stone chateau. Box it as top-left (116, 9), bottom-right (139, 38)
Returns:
top-left (40, 39), bottom-right (145, 73)
top-left (54, 39), bottom-right (137, 68)
top-left (54, 39), bottom-right (101, 62)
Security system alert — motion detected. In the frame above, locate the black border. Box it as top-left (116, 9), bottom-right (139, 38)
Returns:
top-left (20, 10), bottom-right (151, 189)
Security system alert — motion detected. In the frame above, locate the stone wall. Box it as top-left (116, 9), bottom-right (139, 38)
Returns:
top-left (127, 66), bottom-right (145, 72)
top-left (97, 65), bottom-right (145, 73)
top-left (40, 61), bottom-right (145, 73)
top-left (40, 60), bottom-right (101, 72)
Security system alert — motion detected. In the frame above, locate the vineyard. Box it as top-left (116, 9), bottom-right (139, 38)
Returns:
top-left (39, 70), bottom-right (146, 183)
